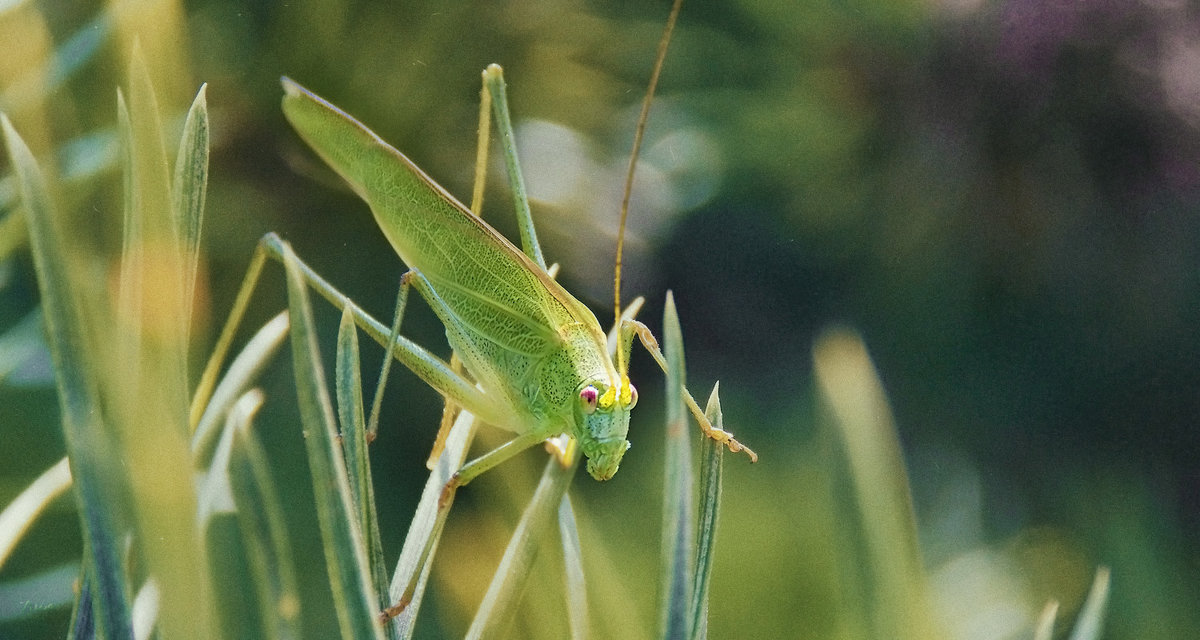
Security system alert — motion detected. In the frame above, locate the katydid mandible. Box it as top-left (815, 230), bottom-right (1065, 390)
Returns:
top-left (278, 41), bottom-right (754, 485)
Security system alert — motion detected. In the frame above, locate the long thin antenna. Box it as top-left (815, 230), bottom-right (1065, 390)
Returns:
top-left (614, 0), bottom-right (683, 372)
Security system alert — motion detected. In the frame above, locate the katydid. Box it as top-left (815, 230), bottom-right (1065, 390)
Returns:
top-left (193, 0), bottom-right (755, 622)
top-left (275, 81), bottom-right (754, 485)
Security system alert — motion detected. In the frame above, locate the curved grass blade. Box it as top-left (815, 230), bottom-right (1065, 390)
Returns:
top-left (1033, 601), bottom-right (1059, 640)
top-left (191, 312), bottom-right (289, 467)
top-left (1067, 566), bottom-right (1110, 640)
top-left (465, 453), bottom-right (580, 640)
top-left (0, 456), bottom-right (71, 571)
top-left (281, 243), bottom-right (384, 640)
top-left (3, 113), bottom-right (134, 639)
top-left (660, 291), bottom-right (695, 640)
top-left (689, 385), bottom-right (725, 640)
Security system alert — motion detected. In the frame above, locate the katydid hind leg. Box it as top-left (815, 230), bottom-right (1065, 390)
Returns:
top-left (254, 234), bottom-right (508, 431)
top-left (483, 64), bottom-right (546, 270)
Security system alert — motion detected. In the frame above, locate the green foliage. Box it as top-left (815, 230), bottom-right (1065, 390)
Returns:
top-left (4, 1), bottom-right (1193, 638)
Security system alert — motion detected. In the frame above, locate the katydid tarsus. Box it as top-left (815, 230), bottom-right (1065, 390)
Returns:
top-left (193, 0), bottom-right (755, 623)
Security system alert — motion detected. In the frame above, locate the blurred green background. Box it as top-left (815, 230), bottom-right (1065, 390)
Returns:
top-left (2, 0), bottom-right (1198, 637)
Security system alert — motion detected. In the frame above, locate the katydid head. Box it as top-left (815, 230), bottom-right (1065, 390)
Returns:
top-left (576, 376), bottom-right (638, 481)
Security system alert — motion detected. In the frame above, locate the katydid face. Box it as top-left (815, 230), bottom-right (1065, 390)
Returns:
top-left (576, 377), bottom-right (637, 481)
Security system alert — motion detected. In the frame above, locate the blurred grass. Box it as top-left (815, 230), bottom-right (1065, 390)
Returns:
top-left (3, 0), bottom-right (1199, 638)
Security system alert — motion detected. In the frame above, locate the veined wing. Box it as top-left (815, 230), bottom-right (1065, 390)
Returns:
top-left (281, 78), bottom-right (603, 358)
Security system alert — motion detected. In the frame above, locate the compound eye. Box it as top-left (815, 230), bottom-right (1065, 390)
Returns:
top-left (580, 385), bottom-right (599, 414)
top-left (627, 383), bottom-right (638, 409)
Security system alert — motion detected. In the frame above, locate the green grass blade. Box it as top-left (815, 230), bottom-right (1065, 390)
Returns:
top-left (1, 125), bottom-right (120, 263)
top-left (171, 83), bottom-right (209, 339)
top-left (199, 392), bottom-right (258, 638)
top-left (660, 291), bottom-right (695, 640)
top-left (0, 207), bottom-right (28, 263)
top-left (689, 385), bottom-right (725, 640)
top-left (465, 454), bottom-right (580, 640)
top-left (0, 309), bottom-right (43, 384)
top-left (0, 562), bottom-right (77, 623)
top-left (3, 113), bottom-right (135, 639)
top-left (281, 243), bottom-right (384, 640)
top-left (0, 10), bottom-right (112, 114)
top-left (66, 565), bottom-right (95, 640)
top-left (0, 456), bottom-right (71, 571)
top-left (1067, 567), bottom-right (1111, 640)
top-left (386, 409), bottom-right (478, 639)
top-left (1033, 601), bottom-right (1059, 640)
top-left (335, 305), bottom-right (392, 621)
top-left (113, 51), bottom-right (213, 639)
top-left (227, 391), bottom-right (302, 640)
top-left (558, 495), bottom-right (589, 640)
top-left (813, 327), bottom-right (940, 640)
top-left (191, 311), bottom-right (289, 466)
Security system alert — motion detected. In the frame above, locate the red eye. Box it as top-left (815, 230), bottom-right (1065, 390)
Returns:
top-left (580, 386), bottom-right (599, 414)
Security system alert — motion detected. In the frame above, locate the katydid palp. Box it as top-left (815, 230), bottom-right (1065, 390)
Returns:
top-left (275, 79), bottom-right (755, 485)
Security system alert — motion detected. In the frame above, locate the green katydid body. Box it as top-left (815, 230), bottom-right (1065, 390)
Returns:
top-left (281, 78), bottom-right (636, 480)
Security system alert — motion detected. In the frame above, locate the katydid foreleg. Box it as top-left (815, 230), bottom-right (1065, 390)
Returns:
top-left (621, 318), bottom-right (758, 461)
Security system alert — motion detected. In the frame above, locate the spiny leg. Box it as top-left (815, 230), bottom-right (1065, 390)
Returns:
top-left (621, 317), bottom-right (758, 462)
top-left (192, 232), bottom-right (509, 434)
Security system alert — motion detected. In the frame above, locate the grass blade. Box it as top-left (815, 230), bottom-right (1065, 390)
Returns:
top-left (689, 385), bottom-right (725, 640)
top-left (171, 83), bottom-right (208, 340)
top-left (113, 53), bottom-right (213, 639)
top-left (66, 565), bottom-right (95, 640)
top-left (660, 291), bottom-right (695, 640)
top-left (0, 309), bottom-right (43, 384)
top-left (813, 327), bottom-right (939, 640)
top-left (0, 206), bottom-right (28, 262)
top-left (191, 311), bottom-right (289, 467)
top-left (335, 305), bottom-right (392, 620)
top-left (558, 495), bottom-right (589, 640)
top-left (3, 113), bottom-right (134, 639)
top-left (465, 454), bottom-right (580, 640)
top-left (1067, 566), bottom-right (1111, 640)
top-left (0, 10), bottom-right (112, 114)
top-left (0, 456), bottom-right (71, 571)
top-left (386, 409), bottom-right (478, 639)
top-left (281, 242), bottom-right (384, 640)
top-left (1034, 601), bottom-right (1059, 640)
top-left (227, 391), bottom-right (302, 640)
